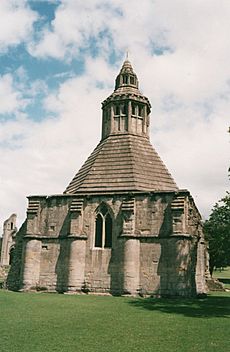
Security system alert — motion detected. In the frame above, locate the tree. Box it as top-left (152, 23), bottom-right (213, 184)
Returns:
top-left (204, 193), bottom-right (230, 276)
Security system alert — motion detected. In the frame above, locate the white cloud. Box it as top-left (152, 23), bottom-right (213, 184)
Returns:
top-left (153, 104), bottom-right (230, 217)
top-left (0, 69), bottom-right (48, 118)
top-left (28, 0), bottom-right (109, 59)
top-left (0, 74), bottom-right (23, 115)
top-left (0, 0), bottom-right (38, 53)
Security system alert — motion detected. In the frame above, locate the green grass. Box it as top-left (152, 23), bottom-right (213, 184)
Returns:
top-left (0, 291), bottom-right (230, 352)
top-left (213, 266), bottom-right (230, 289)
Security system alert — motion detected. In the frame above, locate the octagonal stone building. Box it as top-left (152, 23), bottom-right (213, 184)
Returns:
top-left (8, 59), bottom-right (207, 296)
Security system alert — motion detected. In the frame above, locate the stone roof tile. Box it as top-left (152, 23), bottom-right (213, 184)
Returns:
top-left (64, 134), bottom-right (178, 194)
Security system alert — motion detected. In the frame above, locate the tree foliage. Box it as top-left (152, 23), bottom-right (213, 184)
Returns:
top-left (204, 192), bottom-right (230, 276)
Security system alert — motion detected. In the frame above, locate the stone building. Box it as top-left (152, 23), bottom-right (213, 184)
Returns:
top-left (0, 214), bottom-right (17, 266)
top-left (8, 59), bottom-right (207, 296)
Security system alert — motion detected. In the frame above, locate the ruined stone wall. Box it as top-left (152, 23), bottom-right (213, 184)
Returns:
top-left (0, 214), bottom-right (17, 266)
top-left (7, 221), bottom-right (26, 291)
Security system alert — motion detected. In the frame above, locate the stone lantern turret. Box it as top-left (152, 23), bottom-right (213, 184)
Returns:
top-left (101, 59), bottom-right (151, 139)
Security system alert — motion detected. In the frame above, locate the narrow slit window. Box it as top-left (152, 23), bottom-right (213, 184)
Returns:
top-left (105, 214), bottom-right (112, 248)
top-left (130, 76), bottom-right (135, 85)
top-left (138, 105), bottom-right (143, 117)
top-left (121, 104), bottom-right (126, 115)
top-left (132, 103), bottom-right (136, 115)
top-left (115, 105), bottom-right (120, 115)
top-left (95, 214), bottom-right (103, 247)
top-left (124, 75), bottom-right (128, 84)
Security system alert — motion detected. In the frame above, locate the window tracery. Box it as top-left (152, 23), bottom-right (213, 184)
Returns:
top-left (94, 204), bottom-right (113, 248)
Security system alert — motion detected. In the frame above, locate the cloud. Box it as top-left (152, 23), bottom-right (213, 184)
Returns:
top-left (0, 68), bottom-right (48, 119)
top-left (0, 74), bottom-right (24, 115)
top-left (0, 0), bottom-right (38, 53)
top-left (28, 0), bottom-right (119, 59)
top-left (153, 103), bottom-right (230, 217)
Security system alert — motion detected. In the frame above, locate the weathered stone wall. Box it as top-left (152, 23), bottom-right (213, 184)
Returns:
top-left (196, 238), bottom-right (208, 294)
top-left (39, 239), bottom-right (69, 291)
top-left (145, 238), bottom-right (197, 297)
top-left (139, 238), bottom-right (198, 297)
top-left (139, 240), bottom-right (161, 294)
top-left (135, 194), bottom-right (173, 237)
top-left (83, 195), bottom-right (124, 294)
top-left (10, 190), bottom-right (206, 296)
top-left (21, 195), bottom-right (72, 291)
top-left (26, 196), bottom-right (71, 238)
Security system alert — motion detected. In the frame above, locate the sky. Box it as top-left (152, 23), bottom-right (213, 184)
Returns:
top-left (0, 0), bottom-right (229, 233)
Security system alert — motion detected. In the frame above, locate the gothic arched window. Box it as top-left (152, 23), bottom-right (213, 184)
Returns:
top-left (94, 204), bottom-right (113, 248)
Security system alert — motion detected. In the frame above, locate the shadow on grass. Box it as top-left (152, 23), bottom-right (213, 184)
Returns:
top-left (128, 295), bottom-right (230, 318)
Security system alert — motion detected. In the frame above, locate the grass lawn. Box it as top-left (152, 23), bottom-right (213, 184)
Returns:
top-left (213, 266), bottom-right (230, 289)
top-left (0, 290), bottom-right (230, 352)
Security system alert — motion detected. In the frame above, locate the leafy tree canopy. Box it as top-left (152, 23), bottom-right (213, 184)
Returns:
top-left (204, 192), bottom-right (230, 275)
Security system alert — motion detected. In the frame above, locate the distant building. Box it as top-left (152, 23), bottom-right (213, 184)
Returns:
top-left (0, 214), bottom-right (17, 266)
top-left (8, 60), bottom-right (207, 296)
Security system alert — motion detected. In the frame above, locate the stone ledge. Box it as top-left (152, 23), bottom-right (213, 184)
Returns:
top-left (24, 233), bottom-right (87, 240)
top-left (119, 233), bottom-right (195, 240)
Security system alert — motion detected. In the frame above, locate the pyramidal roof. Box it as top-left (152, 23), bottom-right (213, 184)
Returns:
top-left (64, 59), bottom-right (178, 195)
